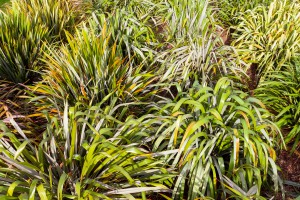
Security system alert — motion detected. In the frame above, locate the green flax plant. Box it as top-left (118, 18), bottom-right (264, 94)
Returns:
top-left (0, 9), bottom-right (49, 83)
top-left (0, 100), bottom-right (174, 199)
top-left (141, 78), bottom-right (283, 199)
top-left (90, 10), bottom-right (158, 68)
top-left (256, 60), bottom-right (300, 152)
top-left (231, 0), bottom-right (300, 82)
top-left (88, 0), bottom-right (169, 46)
top-left (33, 17), bottom-right (157, 112)
top-left (91, 0), bottom-right (164, 17)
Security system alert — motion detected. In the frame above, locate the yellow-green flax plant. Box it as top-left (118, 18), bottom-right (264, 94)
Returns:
top-left (33, 21), bottom-right (157, 112)
top-left (11, 0), bottom-right (86, 42)
top-left (0, 102), bottom-right (174, 199)
top-left (215, 0), bottom-right (272, 26)
top-left (231, 0), bottom-right (300, 82)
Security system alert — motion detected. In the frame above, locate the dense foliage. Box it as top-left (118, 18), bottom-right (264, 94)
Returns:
top-left (231, 0), bottom-right (300, 80)
top-left (257, 60), bottom-right (300, 152)
top-left (0, 0), bottom-right (299, 199)
top-left (147, 78), bottom-right (281, 199)
top-left (0, 103), bottom-right (173, 199)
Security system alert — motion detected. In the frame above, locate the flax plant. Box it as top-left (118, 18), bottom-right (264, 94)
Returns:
top-left (256, 60), bottom-right (300, 152)
top-left (12, 0), bottom-right (85, 41)
top-left (231, 0), bottom-right (300, 81)
top-left (33, 18), bottom-right (156, 111)
top-left (156, 0), bottom-right (233, 88)
top-left (91, 10), bottom-right (158, 68)
top-left (0, 101), bottom-right (174, 199)
top-left (143, 78), bottom-right (283, 199)
top-left (216, 0), bottom-right (272, 26)
top-left (0, 0), bottom-right (83, 83)
top-left (0, 10), bottom-right (48, 83)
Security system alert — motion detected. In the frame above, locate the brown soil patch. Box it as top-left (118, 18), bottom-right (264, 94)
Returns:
top-left (276, 148), bottom-right (300, 199)
top-left (246, 63), bottom-right (260, 95)
top-left (278, 149), bottom-right (300, 183)
top-left (216, 27), bottom-right (231, 45)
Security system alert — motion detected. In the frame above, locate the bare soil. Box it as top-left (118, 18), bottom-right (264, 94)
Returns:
top-left (276, 147), bottom-right (300, 199)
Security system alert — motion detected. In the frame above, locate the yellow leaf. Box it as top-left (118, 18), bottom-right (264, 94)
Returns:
top-left (179, 121), bottom-right (196, 149)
